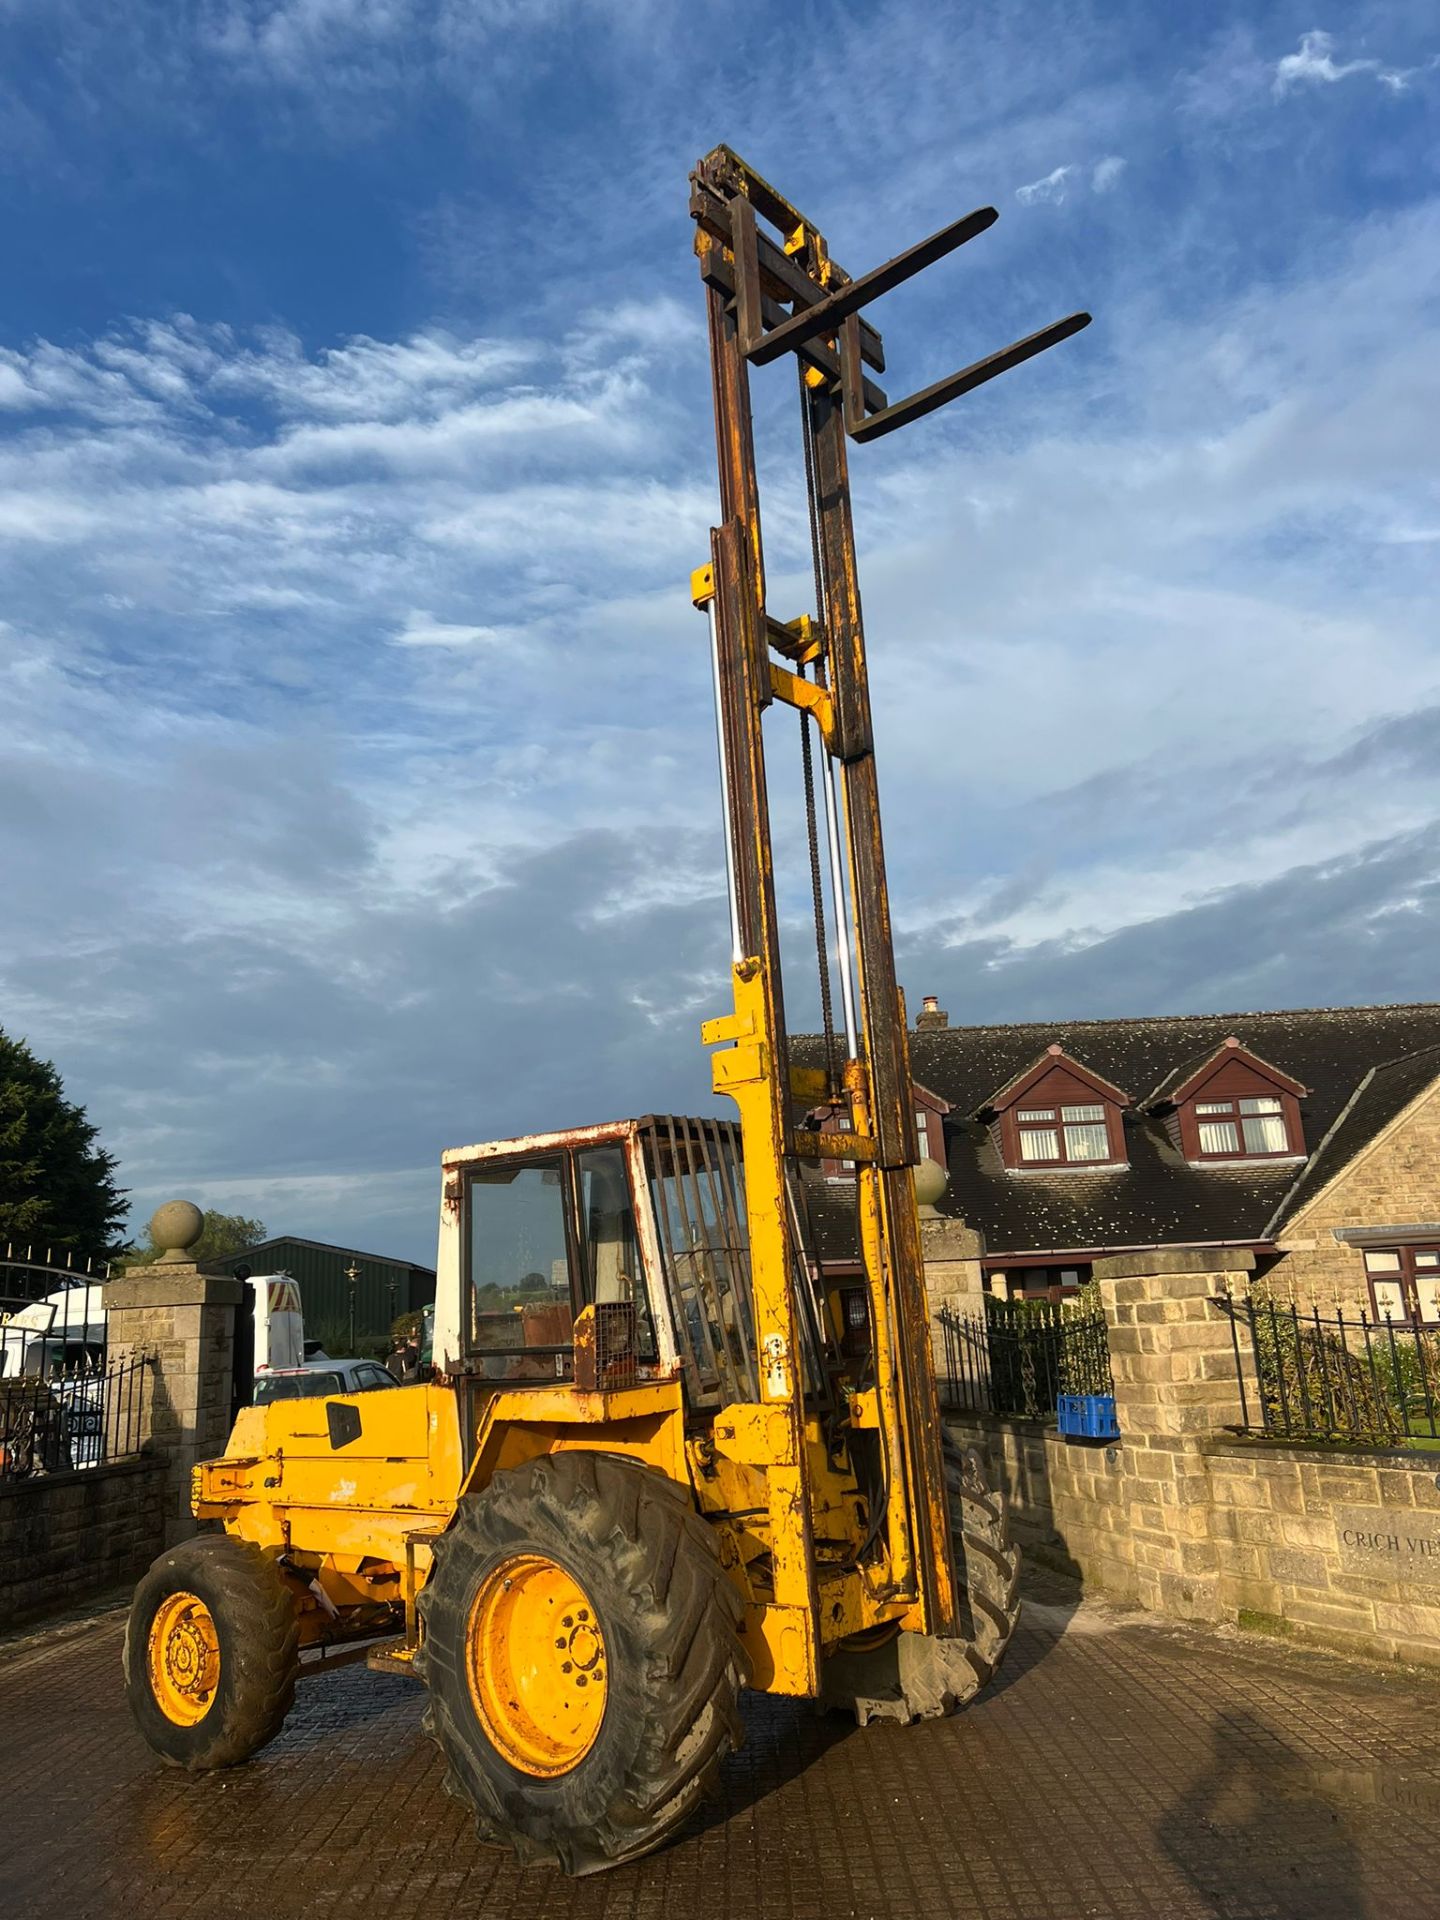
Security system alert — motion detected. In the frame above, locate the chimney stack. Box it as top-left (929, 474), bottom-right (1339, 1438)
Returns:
top-left (916, 994), bottom-right (949, 1031)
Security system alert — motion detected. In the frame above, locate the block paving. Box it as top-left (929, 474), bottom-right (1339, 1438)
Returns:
top-left (4, 1571), bottom-right (1439, 1920)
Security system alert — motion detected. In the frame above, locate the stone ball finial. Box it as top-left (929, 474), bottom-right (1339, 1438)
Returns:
top-left (149, 1199), bottom-right (205, 1263)
top-left (913, 1156), bottom-right (950, 1217)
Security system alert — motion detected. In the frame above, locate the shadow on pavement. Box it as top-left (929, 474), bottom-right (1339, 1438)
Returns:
top-left (1157, 1707), bottom-right (1364, 1920)
top-left (269, 1664), bottom-right (421, 1752)
top-left (691, 1686), bottom-right (854, 1841)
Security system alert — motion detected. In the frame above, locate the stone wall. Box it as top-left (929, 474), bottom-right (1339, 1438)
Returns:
top-left (946, 1235), bottom-right (1440, 1665)
top-left (950, 1410), bottom-right (1440, 1669)
top-left (1204, 1442), bottom-right (1440, 1665)
top-left (1091, 1247), bottom-right (1256, 1620)
top-left (940, 1247), bottom-right (1264, 1621)
top-left (0, 1244), bottom-right (241, 1629)
top-left (0, 1455), bottom-right (167, 1628)
top-left (947, 1409), bottom-right (1142, 1603)
top-left (1273, 1076), bottom-right (1440, 1308)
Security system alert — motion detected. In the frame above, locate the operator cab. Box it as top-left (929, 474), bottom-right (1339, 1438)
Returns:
top-left (432, 1116), bottom-right (834, 1416)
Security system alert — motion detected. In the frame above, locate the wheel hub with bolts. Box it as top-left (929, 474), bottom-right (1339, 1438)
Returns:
top-left (147, 1591), bottom-right (221, 1726)
top-left (127, 1535), bottom-right (300, 1770)
top-left (466, 1555), bottom-right (608, 1778)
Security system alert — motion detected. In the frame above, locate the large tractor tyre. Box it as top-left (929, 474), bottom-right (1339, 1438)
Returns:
top-left (416, 1450), bottom-right (746, 1875)
top-left (124, 1533), bottom-right (300, 1769)
top-left (823, 1428), bottom-right (1021, 1726)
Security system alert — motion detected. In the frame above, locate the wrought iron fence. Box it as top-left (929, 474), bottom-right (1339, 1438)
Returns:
top-left (0, 1348), bottom-right (150, 1480)
top-left (1219, 1291), bottom-right (1440, 1447)
top-left (940, 1296), bottom-right (1113, 1420)
top-left (0, 1249), bottom-right (149, 1479)
top-left (1, 1256), bottom-right (108, 1376)
top-left (1, 1242), bottom-right (110, 1275)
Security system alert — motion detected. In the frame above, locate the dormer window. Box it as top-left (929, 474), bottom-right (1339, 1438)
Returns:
top-left (978, 1045), bottom-right (1130, 1173)
top-left (1193, 1095), bottom-right (1289, 1159)
top-left (1145, 1036), bottom-right (1307, 1165)
top-left (1017, 1103), bottom-right (1111, 1165)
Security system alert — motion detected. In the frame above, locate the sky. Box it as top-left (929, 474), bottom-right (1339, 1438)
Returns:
top-left (1, 1), bottom-right (1437, 1261)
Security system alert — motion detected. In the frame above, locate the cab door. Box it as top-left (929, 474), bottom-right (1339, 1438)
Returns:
top-left (465, 1156), bottom-right (580, 1384)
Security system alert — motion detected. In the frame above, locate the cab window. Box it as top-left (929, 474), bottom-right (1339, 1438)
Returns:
top-left (467, 1159), bottom-right (575, 1382)
top-left (575, 1145), bottom-right (656, 1361)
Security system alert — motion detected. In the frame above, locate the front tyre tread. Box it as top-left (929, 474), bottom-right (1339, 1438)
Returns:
top-left (124, 1533), bottom-right (299, 1770)
top-left (417, 1452), bottom-right (745, 1874)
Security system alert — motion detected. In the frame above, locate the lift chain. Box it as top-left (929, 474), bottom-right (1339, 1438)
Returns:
top-left (799, 357), bottom-right (838, 1101)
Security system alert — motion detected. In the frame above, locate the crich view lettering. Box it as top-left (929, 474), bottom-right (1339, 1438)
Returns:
top-left (1340, 1528), bottom-right (1440, 1557)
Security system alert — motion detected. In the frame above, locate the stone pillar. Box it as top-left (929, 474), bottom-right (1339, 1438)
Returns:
top-left (102, 1202), bottom-right (243, 1546)
top-left (920, 1213), bottom-right (986, 1384)
top-left (1090, 1248), bottom-right (1257, 1621)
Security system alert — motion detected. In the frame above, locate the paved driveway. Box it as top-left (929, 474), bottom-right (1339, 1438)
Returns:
top-left (4, 1575), bottom-right (1439, 1920)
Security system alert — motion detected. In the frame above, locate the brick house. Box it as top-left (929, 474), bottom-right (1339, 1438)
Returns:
top-left (798, 1000), bottom-right (1440, 1321)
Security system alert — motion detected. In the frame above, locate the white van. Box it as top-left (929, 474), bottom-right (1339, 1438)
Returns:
top-left (0, 1282), bottom-right (105, 1380)
top-left (249, 1272), bottom-right (305, 1374)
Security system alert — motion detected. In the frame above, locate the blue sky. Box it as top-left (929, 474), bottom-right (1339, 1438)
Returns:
top-left (1, 2), bottom-right (1437, 1260)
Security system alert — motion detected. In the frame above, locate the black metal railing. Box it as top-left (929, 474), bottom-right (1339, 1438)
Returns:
top-left (0, 1251), bottom-right (150, 1479)
top-left (1, 1243), bottom-right (110, 1277)
top-left (940, 1296), bottom-right (1113, 1420)
top-left (0, 1257), bottom-right (110, 1371)
top-left (1219, 1291), bottom-right (1440, 1446)
top-left (0, 1347), bottom-right (150, 1480)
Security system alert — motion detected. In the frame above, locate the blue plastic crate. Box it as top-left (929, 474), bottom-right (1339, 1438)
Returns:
top-left (1056, 1392), bottom-right (1119, 1440)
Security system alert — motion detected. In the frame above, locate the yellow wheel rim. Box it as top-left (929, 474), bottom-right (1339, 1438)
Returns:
top-left (466, 1554), bottom-right (607, 1778)
top-left (147, 1590), bottom-right (220, 1726)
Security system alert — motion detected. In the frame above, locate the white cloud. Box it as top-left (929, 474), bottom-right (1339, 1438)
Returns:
top-left (203, 0), bottom-right (424, 88)
top-left (212, 328), bottom-right (538, 421)
top-left (125, 1164), bottom-right (435, 1241)
top-left (198, 0), bottom-right (656, 106)
top-left (1091, 154), bottom-right (1126, 192)
top-left (258, 384), bottom-right (637, 478)
top-left (1013, 153), bottom-right (1130, 209)
top-left (1273, 30), bottom-right (1410, 98)
top-left (1015, 164), bottom-right (1075, 206)
top-left (392, 610), bottom-right (509, 649)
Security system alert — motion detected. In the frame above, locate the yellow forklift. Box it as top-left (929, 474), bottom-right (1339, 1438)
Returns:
top-left (125, 149), bottom-right (1088, 1874)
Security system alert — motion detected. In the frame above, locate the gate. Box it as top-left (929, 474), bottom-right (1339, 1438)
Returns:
top-left (0, 1247), bottom-right (147, 1479)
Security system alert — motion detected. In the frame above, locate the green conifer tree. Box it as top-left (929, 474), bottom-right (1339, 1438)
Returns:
top-left (0, 1030), bottom-right (127, 1255)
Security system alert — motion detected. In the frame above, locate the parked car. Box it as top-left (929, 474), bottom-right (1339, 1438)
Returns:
top-left (251, 1357), bottom-right (400, 1404)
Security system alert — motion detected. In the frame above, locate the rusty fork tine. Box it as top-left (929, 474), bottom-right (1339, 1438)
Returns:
top-left (747, 206), bottom-right (999, 366)
top-left (847, 310), bottom-right (1092, 442)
